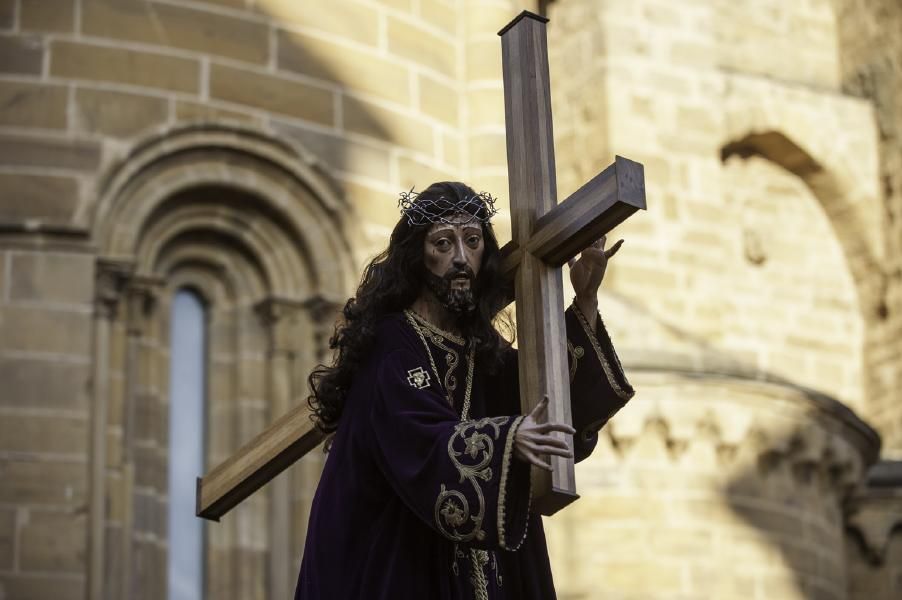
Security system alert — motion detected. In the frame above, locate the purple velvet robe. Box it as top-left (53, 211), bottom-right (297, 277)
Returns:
top-left (295, 306), bottom-right (633, 600)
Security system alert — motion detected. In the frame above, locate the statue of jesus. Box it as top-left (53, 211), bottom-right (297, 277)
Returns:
top-left (295, 181), bottom-right (634, 599)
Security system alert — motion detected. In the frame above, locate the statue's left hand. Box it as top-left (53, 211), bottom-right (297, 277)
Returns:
top-left (569, 235), bottom-right (623, 316)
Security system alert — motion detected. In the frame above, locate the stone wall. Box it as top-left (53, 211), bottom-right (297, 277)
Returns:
top-left (834, 0), bottom-right (902, 455)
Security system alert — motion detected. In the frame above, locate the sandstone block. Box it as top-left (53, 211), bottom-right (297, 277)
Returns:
top-left (9, 252), bottom-right (94, 305)
top-left (372, 0), bottom-right (412, 11)
top-left (0, 358), bottom-right (89, 411)
top-left (0, 306), bottom-right (92, 355)
top-left (0, 414), bottom-right (88, 455)
top-left (343, 95), bottom-right (433, 154)
top-left (175, 100), bottom-right (259, 124)
top-left (0, 0), bottom-right (13, 28)
top-left (264, 1), bottom-right (379, 47)
top-left (0, 174), bottom-right (80, 224)
top-left (0, 133), bottom-right (101, 172)
top-left (0, 507), bottom-right (13, 569)
top-left (277, 29), bottom-right (410, 106)
top-left (0, 575), bottom-right (85, 600)
top-left (75, 88), bottom-right (169, 138)
top-left (82, 0), bottom-right (269, 64)
top-left (397, 155), bottom-right (455, 191)
top-left (273, 121), bottom-right (391, 182)
top-left (210, 63), bottom-right (334, 126)
top-left (387, 17), bottom-right (455, 77)
top-left (20, 0), bottom-right (75, 32)
top-left (466, 86), bottom-right (504, 128)
top-left (466, 39), bottom-right (503, 81)
top-left (0, 459), bottom-right (86, 505)
top-left (0, 34), bottom-right (44, 75)
top-left (51, 40), bottom-right (200, 94)
top-left (420, 0), bottom-right (457, 30)
top-left (419, 73), bottom-right (458, 125)
top-left (20, 511), bottom-right (86, 572)
top-left (468, 132), bottom-right (507, 168)
top-left (0, 81), bottom-right (68, 130)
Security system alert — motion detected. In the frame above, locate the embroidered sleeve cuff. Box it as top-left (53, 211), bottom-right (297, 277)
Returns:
top-left (497, 415), bottom-right (530, 551)
top-left (570, 301), bottom-right (635, 402)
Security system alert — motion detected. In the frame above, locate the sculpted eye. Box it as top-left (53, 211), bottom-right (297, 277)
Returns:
top-left (434, 238), bottom-right (451, 250)
top-left (467, 235), bottom-right (481, 246)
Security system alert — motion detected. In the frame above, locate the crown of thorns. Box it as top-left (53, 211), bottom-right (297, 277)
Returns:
top-left (398, 188), bottom-right (498, 226)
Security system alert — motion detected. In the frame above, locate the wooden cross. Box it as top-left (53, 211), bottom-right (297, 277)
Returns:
top-left (195, 10), bottom-right (645, 521)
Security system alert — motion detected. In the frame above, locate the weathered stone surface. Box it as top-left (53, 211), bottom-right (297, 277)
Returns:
top-left (274, 120), bottom-right (390, 181)
top-left (0, 134), bottom-right (101, 172)
top-left (0, 508), bottom-right (13, 569)
top-left (0, 414), bottom-right (87, 455)
top-left (386, 17), bottom-right (455, 77)
top-left (0, 358), bottom-right (89, 411)
top-left (0, 0), bottom-right (14, 29)
top-left (0, 174), bottom-right (80, 224)
top-left (0, 34), bottom-right (44, 75)
top-left (175, 100), bottom-right (258, 124)
top-left (210, 63), bottom-right (334, 125)
top-left (0, 576), bottom-right (85, 600)
top-left (343, 95), bottom-right (433, 154)
top-left (51, 40), bottom-right (200, 94)
top-left (19, 511), bottom-right (86, 572)
top-left (74, 88), bottom-right (169, 138)
top-left (0, 459), bottom-right (86, 505)
top-left (20, 0), bottom-right (75, 32)
top-left (82, 0), bottom-right (269, 64)
top-left (0, 306), bottom-right (92, 355)
top-left (419, 74), bottom-right (458, 125)
top-left (277, 29), bottom-right (410, 105)
top-left (0, 81), bottom-right (68, 130)
top-left (9, 252), bottom-right (93, 305)
top-left (264, 1), bottom-right (379, 46)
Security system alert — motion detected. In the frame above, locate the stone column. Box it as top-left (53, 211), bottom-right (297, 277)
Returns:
top-left (121, 276), bottom-right (163, 600)
top-left (255, 297), bottom-right (304, 600)
top-left (88, 259), bottom-right (132, 600)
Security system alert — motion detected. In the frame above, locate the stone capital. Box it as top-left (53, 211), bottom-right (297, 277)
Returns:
top-left (95, 258), bottom-right (134, 320)
top-left (126, 275), bottom-right (164, 335)
top-left (254, 296), bottom-right (305, 354)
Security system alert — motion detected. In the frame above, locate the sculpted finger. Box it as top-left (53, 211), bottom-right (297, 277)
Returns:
top-left (526, 452), bottom-right (553, 471)
top-left (536, 422), bottom-right (576, 436)
top-left (530, 395), bottom-right (550, 420)
top-left (605, 239), bottom-right (624, 259)
top-left (536, 445), bottom-right (573, 459)
top-left (528, 434), bottom-right (569, 451)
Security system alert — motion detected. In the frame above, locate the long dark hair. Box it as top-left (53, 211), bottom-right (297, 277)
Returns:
top-left (307, 182), bottom-right (512, 433)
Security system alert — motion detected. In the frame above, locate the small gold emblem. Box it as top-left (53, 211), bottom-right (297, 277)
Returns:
top-left (407, 367), bottom-right (431, 389)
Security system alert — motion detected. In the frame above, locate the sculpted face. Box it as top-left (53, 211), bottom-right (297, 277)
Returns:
top-left (422, 214), bottom-right (485, 314)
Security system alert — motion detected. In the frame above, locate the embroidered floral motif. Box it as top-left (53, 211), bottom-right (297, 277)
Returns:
top-left (571, 302), bottom-right (634, 402)
top-left (406, 366), bottom-right (431, 389)
top-left (434, 417), bottom-right (508, 543)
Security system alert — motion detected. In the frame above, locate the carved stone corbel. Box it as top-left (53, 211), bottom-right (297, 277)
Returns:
top-left (94, 258), bottom-right (134, 320)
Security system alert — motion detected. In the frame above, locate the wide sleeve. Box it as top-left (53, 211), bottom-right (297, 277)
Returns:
top-left (368, 348), bottom-right (532, 551)
top-left (565, 302), bottom-right (635, 460)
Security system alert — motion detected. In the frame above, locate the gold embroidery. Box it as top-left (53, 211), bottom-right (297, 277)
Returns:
top-left (470, 549), bottom-right (490, 600)
top-left (567, 341), bottom-right (584, 383)
top-left (433, 417), bottom-right (508, 542)
top-left (571, 302), bottom-right (633, 402)
top-left (407, 308), bottom-right (466, 345)
top-left (497, 415), bottom-right (529, 551)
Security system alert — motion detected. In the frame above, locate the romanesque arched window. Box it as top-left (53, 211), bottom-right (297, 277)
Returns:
top-left (90, 125), bottom-right (356, 600)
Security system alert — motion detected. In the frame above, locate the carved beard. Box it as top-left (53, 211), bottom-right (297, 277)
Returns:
top-left (424, 268), bottom-right (477, 316)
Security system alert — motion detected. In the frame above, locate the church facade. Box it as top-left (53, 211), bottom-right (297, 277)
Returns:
top-left (0, 1), bottom-right (899, 599)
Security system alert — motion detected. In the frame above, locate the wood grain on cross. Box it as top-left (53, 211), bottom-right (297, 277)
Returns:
top-left (497, 11), bottom-right (645, 514)
top-left (195, 10), bottom-right (645, 522)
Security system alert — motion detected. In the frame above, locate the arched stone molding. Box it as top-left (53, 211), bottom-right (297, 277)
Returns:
top-left (721, 83), bottom-right (887, 319)
top-left (91, 122), bottom-right (358, 300)
top-left (87, 123), bottom-right (353, 600)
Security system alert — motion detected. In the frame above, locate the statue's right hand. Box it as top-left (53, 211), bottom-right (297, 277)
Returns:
top-left (514, 396), bottom-right (575, 471)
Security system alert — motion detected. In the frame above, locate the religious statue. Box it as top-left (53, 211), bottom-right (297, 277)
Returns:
top-left (294, 181), bottom-right (634, 599)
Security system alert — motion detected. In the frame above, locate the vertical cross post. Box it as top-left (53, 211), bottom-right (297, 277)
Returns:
top-left (500, 11), bottom-right (577, 514)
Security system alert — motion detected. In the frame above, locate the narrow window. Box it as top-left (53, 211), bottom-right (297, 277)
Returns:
top-left (167, 289), bottom-right (207, 600)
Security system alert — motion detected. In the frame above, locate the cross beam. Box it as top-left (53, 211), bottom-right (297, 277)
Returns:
top-left (196, 10), bottom-right (645, 522)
